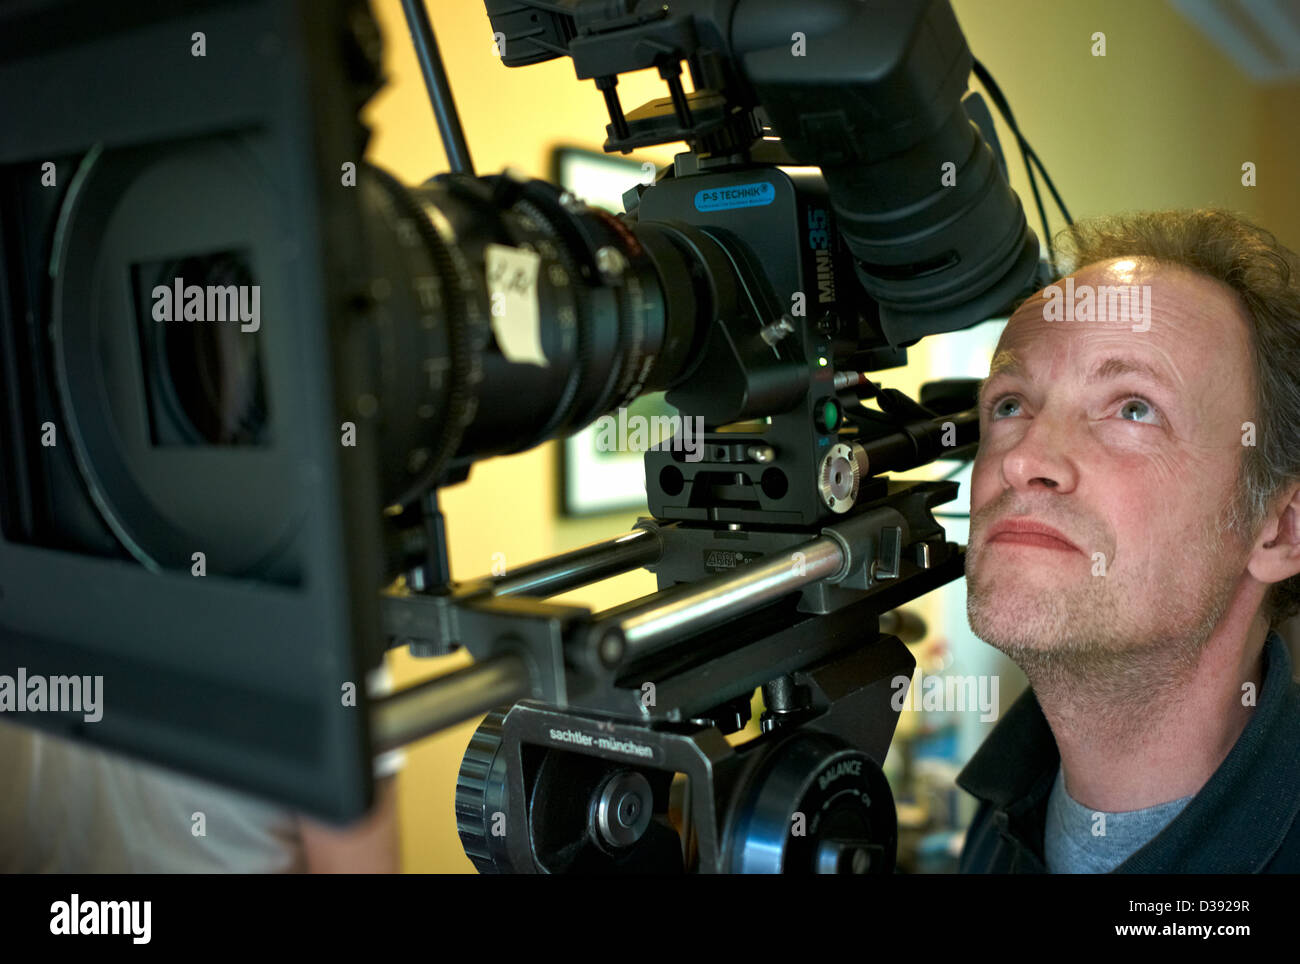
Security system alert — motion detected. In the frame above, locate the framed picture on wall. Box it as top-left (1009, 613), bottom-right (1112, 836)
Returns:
top-left (550, 145), bottom-right (677, 517)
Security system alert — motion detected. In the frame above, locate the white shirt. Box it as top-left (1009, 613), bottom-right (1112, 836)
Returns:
top-left (0, 720), bottom-right (307, 872)
top-left (0, 664), bottom-right (403, 873)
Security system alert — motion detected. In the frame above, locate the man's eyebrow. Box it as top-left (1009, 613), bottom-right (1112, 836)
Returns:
top-left (977, 349), bottom-right (1021, 401)
top-left (977, 352), bottom-right (1175, 400)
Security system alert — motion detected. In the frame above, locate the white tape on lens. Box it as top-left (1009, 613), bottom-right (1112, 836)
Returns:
top-left (485, 242), bottom-right (547, 367)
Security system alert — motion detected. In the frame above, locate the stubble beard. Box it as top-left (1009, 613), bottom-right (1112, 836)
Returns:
top-left (964, 495), bottom-right (1251, 737)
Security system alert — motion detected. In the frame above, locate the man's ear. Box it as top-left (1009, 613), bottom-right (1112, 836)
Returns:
top-left (1248, 482), bottom-right (1300, 585)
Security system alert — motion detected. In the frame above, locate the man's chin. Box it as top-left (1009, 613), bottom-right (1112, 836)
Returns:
top-left (966, 583), bottom-right (1077, 653)
top-left (967, 608), bottom-right (1061, 654)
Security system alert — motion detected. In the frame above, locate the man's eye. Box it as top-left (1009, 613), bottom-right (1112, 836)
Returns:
top-left (1117, 396), bottom-right (1161, 424)
top-left (988, 395), bottom-right (1021, 420)
top-left (985, 394), bottom-right (1162, 425)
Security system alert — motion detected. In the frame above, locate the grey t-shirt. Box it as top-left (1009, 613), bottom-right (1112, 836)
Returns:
top-left (1044, 765), bottom-right (1192, 873)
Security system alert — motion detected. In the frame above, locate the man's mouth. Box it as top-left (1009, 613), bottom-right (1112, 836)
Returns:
top-left (984, 518), bottom-right (1081, 553)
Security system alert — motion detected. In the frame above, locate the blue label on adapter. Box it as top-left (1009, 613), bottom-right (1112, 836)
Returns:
top-left (694, 181), bottom-right (776, 212)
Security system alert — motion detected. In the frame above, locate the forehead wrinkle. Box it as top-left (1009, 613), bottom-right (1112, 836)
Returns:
top-left (1084, 356), bottom-right (1176, 391)
top-left (980, 351), bottom-right (1177, 397)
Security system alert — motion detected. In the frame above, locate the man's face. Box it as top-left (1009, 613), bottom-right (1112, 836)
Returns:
top-left (965, 257), bottom-right (1258, 664)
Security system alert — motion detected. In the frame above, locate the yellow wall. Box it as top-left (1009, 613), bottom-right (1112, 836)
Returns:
top-left (1257, 85), bottom-right (1300, 251)
top-left (360, 0), bottom-right (1298, 872)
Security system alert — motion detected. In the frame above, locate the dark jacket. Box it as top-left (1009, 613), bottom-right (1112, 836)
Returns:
top-left (956, 629), bottom-right (1300, 872)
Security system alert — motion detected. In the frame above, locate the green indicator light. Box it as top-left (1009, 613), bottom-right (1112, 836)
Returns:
top-left (822, 400), bottom-right (838, 430)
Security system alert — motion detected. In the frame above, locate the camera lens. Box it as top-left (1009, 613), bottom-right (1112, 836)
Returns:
top-left (355, 165), bottom-right (704, 513)
top-left (134, 251), bottom-right (269, 447)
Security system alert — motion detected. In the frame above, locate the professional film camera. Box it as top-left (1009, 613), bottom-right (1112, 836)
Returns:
top-left (0, 0), bottom-right (1067, 872)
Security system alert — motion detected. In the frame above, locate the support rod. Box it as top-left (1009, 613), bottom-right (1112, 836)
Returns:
top-left (490, 527), bottom-right (662, 598)
top-left (401, 0), bottom-right (476, 175)
top-left (370, 654), bottom-right (529, 752)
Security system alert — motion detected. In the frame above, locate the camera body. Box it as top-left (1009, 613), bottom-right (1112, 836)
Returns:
top-left (629, 155), bottom-right (887, 527)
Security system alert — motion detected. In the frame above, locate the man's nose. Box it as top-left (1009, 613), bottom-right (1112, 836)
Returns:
top-left (998, 412), bottom-right (1079, 493)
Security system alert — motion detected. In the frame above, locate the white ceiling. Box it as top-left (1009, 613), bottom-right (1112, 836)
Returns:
top-left (1170, 0), bottom-right (1300, 82)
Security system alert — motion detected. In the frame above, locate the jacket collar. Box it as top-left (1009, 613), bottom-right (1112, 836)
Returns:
top-left (956, 630), bottom-right (1300, 872)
